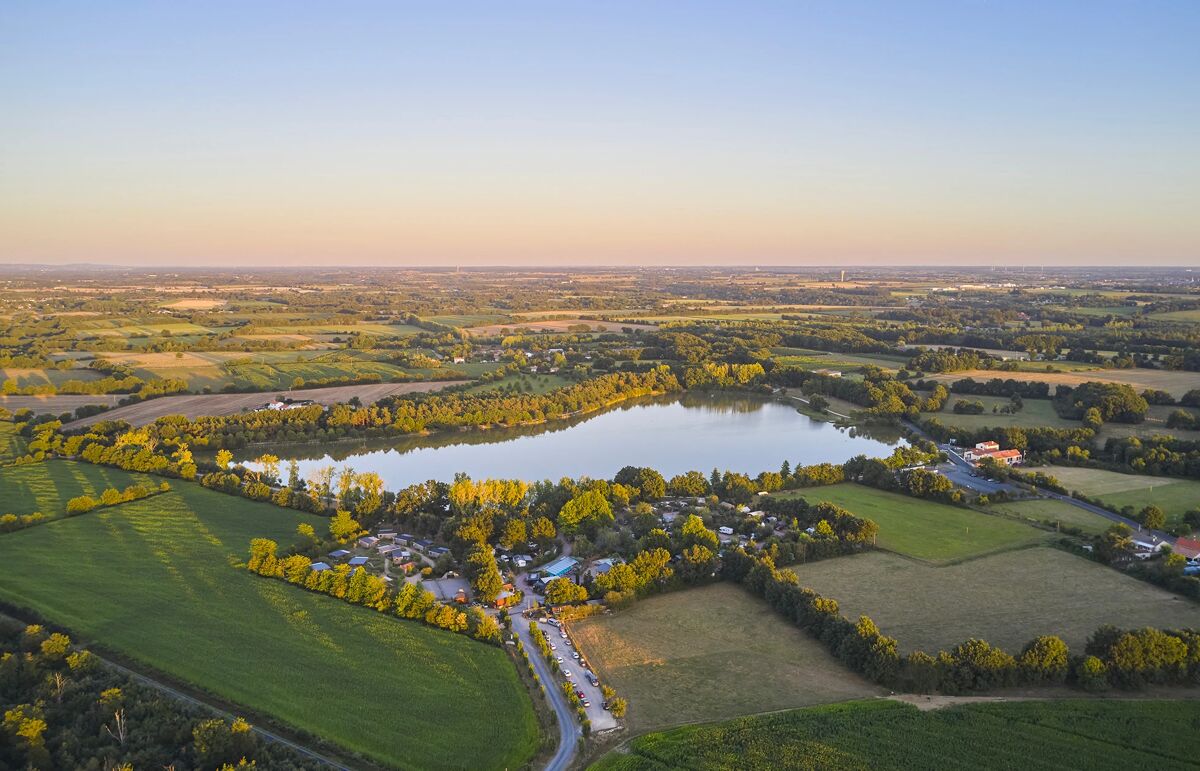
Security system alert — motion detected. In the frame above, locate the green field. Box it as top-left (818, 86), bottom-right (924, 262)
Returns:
top-left (0, 471), bottom-right (539, 769)
top-left (987, 498), bottom-right (1114, 535)
top-left (787, 549), bottom-right (1200, 653)
top-left (778, 484), bottom-right (1049, 563)
top-left (463, 372), bottom-right (573, 395)
top-left (0, 461), bottom-right (156, 516)
top-left (0, 422), bottom-right (28, 463)
top-left (591, 698), bottom-right (1200, 770)
top-left (928, 395), bottom-right (1075, 430)
top-left (1038, 466), bottom-right (1200, 524)
top-left (771, 347), bottom-right (912, 372)
top-left (570, 582), bottom-right (880, 733)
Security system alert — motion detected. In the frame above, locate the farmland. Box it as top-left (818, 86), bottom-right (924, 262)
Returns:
top-left (0, 477), bottom-right (539, 769)
top-left (786, 549), bottom-right (1200, 653)
top-left (1037, 466), bottom-right (1200, 524)
top-left (58, 380), bottom-right (467, 430)
top-left (924, 368), bottom-right (1200, 399)
top-left (0, 460), bottom-right (155, 517)
top-left (591, 698), bottom-right (1200, 771)
top-left (776, 484), bottom-right (1049, 563)
top-left (569, 582), bottom-right (881, 733)
top-left (987, 498), bottom-right (1114, 535)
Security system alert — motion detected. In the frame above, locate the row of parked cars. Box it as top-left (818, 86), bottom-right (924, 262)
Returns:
top-left (546, 619), bottom-right (604, 709)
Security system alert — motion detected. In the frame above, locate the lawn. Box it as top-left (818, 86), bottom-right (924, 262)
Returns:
top-left (569, 582), bottom-right (881, 733)
top-left (0, 473), bottom-right (539, 769)
top-left (987, 498), bottom-right (1114, 536)
top-left (1038, 466), bottom-right (1200, 524)
top-left (0, 460), bottom-right (156, 516)
top-left (777, 484), bottom-right (1049, 563)
top-left (786, 549), bottom-right (1200, 653)
top-left (591, 698), bottom-right (1200, 770)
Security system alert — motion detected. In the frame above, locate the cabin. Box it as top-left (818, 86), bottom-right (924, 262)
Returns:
top-left (348, 556), bottom-right (369, 567)
top-left (311, 562), bottom-right (332, 572)
top-left (328, 549), bottom-right (351, 560)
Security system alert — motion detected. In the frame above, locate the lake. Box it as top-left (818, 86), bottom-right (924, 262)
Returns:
top-left (240, 393), bottom-right (905, 488)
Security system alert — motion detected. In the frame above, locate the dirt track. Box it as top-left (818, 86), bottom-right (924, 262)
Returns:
top-left (49, 381), bottom-right (467, 430)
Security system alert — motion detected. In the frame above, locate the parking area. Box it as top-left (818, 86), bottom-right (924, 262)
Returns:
top-left (535, 618), bottom-right (618, 732)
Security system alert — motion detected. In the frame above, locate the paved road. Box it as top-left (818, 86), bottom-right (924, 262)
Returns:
top-left (513, 612), bottom-right (579, 771)
top-left (540, 619), bottom-right (618, 732)
top-left (909, 420), bottom-right (1177, 547)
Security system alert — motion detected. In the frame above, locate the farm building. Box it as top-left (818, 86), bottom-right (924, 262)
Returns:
top-left (963, 441), bottom-right (1023, 466)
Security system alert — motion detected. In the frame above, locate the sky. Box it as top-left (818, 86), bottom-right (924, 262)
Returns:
top-left (1, 1), bottom-right (1198, 267)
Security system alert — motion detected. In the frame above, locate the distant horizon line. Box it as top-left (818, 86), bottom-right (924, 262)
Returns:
top-left (0, 261), bottom-right (1196, 272)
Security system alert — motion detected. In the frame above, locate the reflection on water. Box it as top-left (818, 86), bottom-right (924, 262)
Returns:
top-left (241, 393), bottom-right (905, 487)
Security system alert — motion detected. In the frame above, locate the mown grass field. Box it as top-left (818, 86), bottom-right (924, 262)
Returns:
top-left (925, 367), bottom-right (1200, 399)
top-left (0, 473), bottom-right (539, 769)
top-left (987, 498), bottom-right (1114, 535)
top-left (777, 484), bottom-right (1048, 563)
top-left (569, 582), bottom-right (881, 733)
top-left (1038, 465), bottom-right (1200, 524)
top-left (771, 347), bottom-right (912, 372)
top-left (926, 395), bottom-right (1076, 430)
top-left (0, 460), bottom-right (156, 516)
top-left (787, 549), bottom-right (1200, 653)
top-left (591, 698), bottom-right (1200, 770)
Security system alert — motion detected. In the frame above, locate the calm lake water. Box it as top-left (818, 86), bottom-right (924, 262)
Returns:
top-left (241, 393), bottom-right (905, 488)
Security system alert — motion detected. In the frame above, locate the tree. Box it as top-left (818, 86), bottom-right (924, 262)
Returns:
top-left (545, 577), bottom-right (588, 605)
top-left (680, 514), bottom-right (719, 551)
top-left (498, 518), bottom-right (527, 550)
top-left (215, 449), bottom-right (233, 470)
top-left (1018, 636), bottom-right (1069, 683)
top-left (531, 516), bottom-right (557, 545)
top-left (329, 510), bottom-right (364, 543)
top-left (557, 490), bottom-right (613, 535)
top-left (1139, 505), bottom-right (1166, 530)
top-left (467, 545), bottom-right (504, 604)
top-left (296, 522), bottom-right (317, 542)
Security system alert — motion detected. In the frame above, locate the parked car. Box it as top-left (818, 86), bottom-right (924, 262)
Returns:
top-left (562, 669), bottom-right (572, 677)
top-left (572, 651), bottom-right (580, 660)
top-left (549, 642), bottom-right (556, 650)
top-left (555, 656), bottom-right (563, 663)
top-left (560, 631), bottom-right (568, 639)
top-left (587, 674), bottom-right (599, 687)
top-left (582, 700), bottom-right (591, 708)
top-left (575, 689), bottom-right (585, 699)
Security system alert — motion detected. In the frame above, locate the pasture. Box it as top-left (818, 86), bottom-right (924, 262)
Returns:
top-left (776, 484), bottom-right (1048, 563)
top-left (569, 582), bottom-right (881, 733)
top-left (928, 395), bottom-right (1076, 431)
top-left (591, 699), bottom-right (1200, 771)
top-left (0, 421), bottom-right (28, 463)
top-left (786, 549), bottom-right (1200, 653)
top-left (1037, 466), bottom-right (1200, 524)
top-left (0, 476), bottom-right (539, 769)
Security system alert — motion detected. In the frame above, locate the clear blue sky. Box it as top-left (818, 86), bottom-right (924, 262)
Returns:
top-left (2, 1), bottom-right (1197, 266)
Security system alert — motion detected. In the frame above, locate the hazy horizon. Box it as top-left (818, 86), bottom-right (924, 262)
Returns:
top-left (3, 1), bottom-right (1198, 267)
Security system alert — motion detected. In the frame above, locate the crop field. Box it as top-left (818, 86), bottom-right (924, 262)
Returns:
top-left (1149, 309), bottom-right (1200, 322)
top-left (787, 549), bottom-right (1200, 653)
top-left (591, 699), bottom-right (1200, 771)
top-left (74, 321), bottom-right (219, 338)
top-left (0, 393), bottom-right (124, 415)
top-left (244, 322), bottom-right (423, 337)
top-left (0, 475), bottom-right (539, 769)
top-left (0, 460), bottom-right (155, 516)
top-left (59, 380), bottom-right (467, 430)
top-left (465, 318), bottom-right (654, 335)
top-left (424, 313), bottom-right (509, 327)
top-left (776, 484), bottom-right (1048, 563)
top-left (987, 498), bottom-right (1114, 535)
top-left (569, 582), bottom-right (881, 733)
top-left (925, 368), bottom-right (1200, 399)
top-left (1037, 466), bottom-right (1200, 524)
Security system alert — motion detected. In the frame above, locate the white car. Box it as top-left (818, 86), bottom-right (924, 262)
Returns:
top-left (572, 651), bottom-right (580, 660)
top-left (560, 632), bottom-right (568, 639)
top-left (562, 669), bottom-right (572, 677)
top-left (555, 656), bottom-right (563, 663)
top-left (549, 642), bottom-right (557, 650)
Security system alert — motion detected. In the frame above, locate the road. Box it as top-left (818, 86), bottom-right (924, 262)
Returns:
top-left (513, 611), bottom-right (579, 771)
top-left (539, 618), bottom-right (618, 732)
top-left (907, 419), bottom-right (1176, 547)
